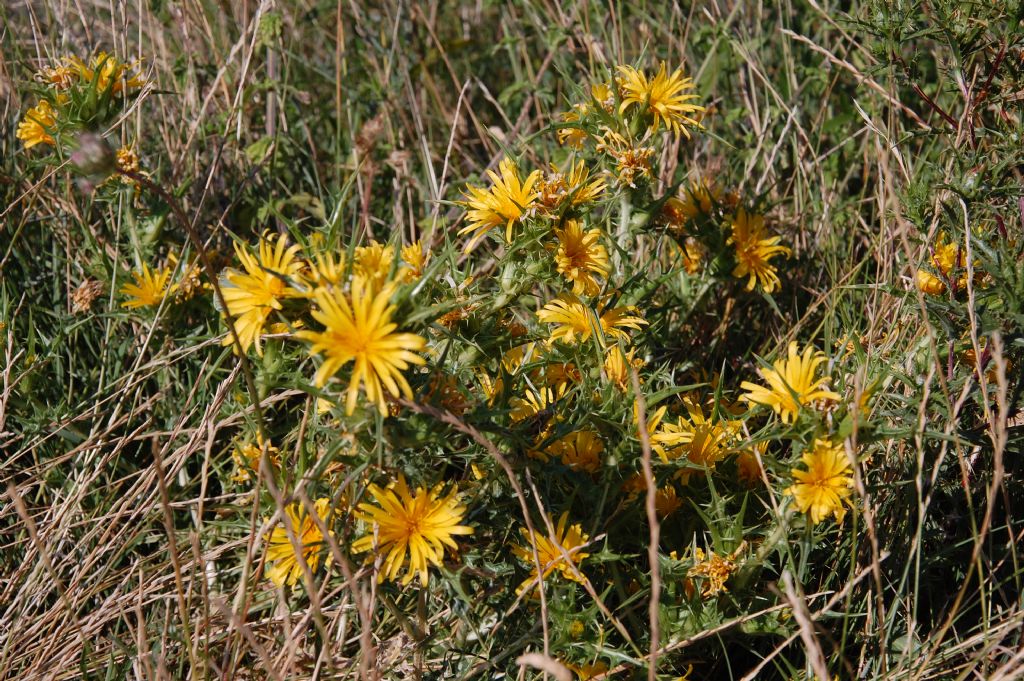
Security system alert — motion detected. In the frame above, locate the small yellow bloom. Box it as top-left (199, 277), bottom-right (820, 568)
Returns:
top-left (740, 341), bottom-right (841, 424)
top-left (219, 233), bottom-right (304, 355)
top-left (458, 158), bottom-right (541, 250)
top-left (567, 661), bottom-right (608, 680)
top-left (596, 129), bottom-right (653, 187)
top-left (603, 344), bottom-right (644, 391)
top-left (265, 498), bottom-right (334, 587)
top-left (728, 209), bottom-right (790, 293)
top-left (553, 220), bottom-right (610, 296)
top-left (512, 511), bottom-right (590, 594)
top-left (786, 439), bottom-right (854, 524)
top-left (662, 178), bottom-right (721, 234)
top-left (16, 100), bottom-right (58, 149)
top-left (536, 160), bottom-right (606, 213)
top-left (119, 263), bottom-right (173, 309)
top-left (231, 436), bottom-right (281, 484)
top-left (400, 240), bottom-right (429, 282)
top-left (352, 475), bottom-right (473, 586)
top-left (549, 430), bottom-right (604, 473)
top-left (687, 546), bottom-right (737, 597)
top-left (916, 269), bottom-right (946, 295)
top-left (538, 293), bottom-right (646, 346)
top-left (557, 104), bottom-right (590, 148)
top-left (353, 240), bottom-right (395, 290)
top-left (68, 52), bottom-right (144, 95)
top-left (37, 62), bottom-right (78, 89)
top-left (297, 278), bottom-right (427, 416)
top-left (655, 484), bottom-right (683, 518)
top-left (652, 399), bottom-right (740, 475)
top-left (617, 62), bottom-right (704, 137)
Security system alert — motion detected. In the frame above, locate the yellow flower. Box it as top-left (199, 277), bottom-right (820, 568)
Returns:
top-left (458, 158), bottom-right (541, 250)
top-left (68, 52), bottom-right (144, 95)
top-left (786, 439), bottom-right (854, 524)
top-left (512, 512), bottom-right (590, 594)
top-left (509, 383), bottom-right (567, 423)
top-left (297, 278), bottom-right (427, 415)
top-left (536, 160), bottom-right (606, 213)
top-left (265, 498), bottom-right (334, 587)
top-left (308, 250), bottom-right (346, 288)
top-left (37, 62), bottom-right (78, 89)
top-left (557, 104), bottom-right (590, 148)
top-left (655, 484), bottom-right (683, 518)
top-left (662, 178), bottom-right (720, 233)
top-left (567, 661), bottom-right (608, 680)
top-left (740, 341), bottom-right (841, 424)
top-left (120, 263), bottom-right (173, 309)
top-left (596, 129), bottom-right (653, 187)
top-left (653, 399), bottom-right (740, 474)
top-left (538, 294), bottom-right (646, 346)
top-left (549, 430), bottom-right (604, 473)
top-left (400, 240), bottom-right (428, 282)
top-left (617, 63), bottom-right (704, 136)
top-left (352, 475), bottom-right (473, 586)
top-left (728, 209), bottom-right (790, 293)
top-left (735, 444), bottom-right (766, 487)
top-left (16, 100), bottom-right (58, 149)
top-left (603, 344), bottom-right (644, 391)
top-left (553, 220), bottom-right (610, 295)
top-left (687, 546), bottom-right (737, 597)
top-left (916, 269), bottom-right (946, 296)
top-left (219, 233), bottom-right (304, 355)
top-left (231, 436), bottom-right (281, 484)
top-left (353, 240), bottom-right (395, 290)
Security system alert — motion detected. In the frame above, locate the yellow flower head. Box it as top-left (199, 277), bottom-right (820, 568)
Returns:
top-left (553, 220), bottom-right (610, 296)
top-left (538, 293), bottom-right (646, 346)
top-left (512, 511), bottom-right (590, 594)
top-left (37, 61), bottom-right (78, 89)
top-left (557, 104), bottom-right (590, 148)
top-left (655, 484), bottom-right (683, 518)
top-left (120, 263), bottom-right (173, 309)
top-left (617, 62), bottom-right (704, 137)
top-left (352, 475), bottom-right (473, 586)
top-left (16, 100), bottom-right (59, 149)
top-left (231, 435), bottom-right (281, 484)
top-left (916, 269), bottom-right (946, 296)
top-left (735, 444), bottom-right (766, 487)
top-left (727, 209), bottom-right (790, 293)
top-left (549, 430), bottom-right (604, 473)
top-left (353, 240), bottom-right (395, 290)
top-left (567, 661), bottom-right (609, 680)
top-left (536, 160), bottom-right (606, 213)
top-left (509, 383), bottom-right (568, 423)
top-left (265, 498), bottom-right (334, 587)
top-left (400, 240), bottom-right (429, 282)
top-left (603, 344), bottom-right (644, 391)
top-left (786, 439), bottom-right (854, 524)
top-left (652, 399), bottom-right (740, 472)
top-left (663, 178), bottom-right (720, 233)
top-left (68, 52), bottom-right (144, 95)
top-left (297, 278), bottom-right (427, 415)
top-left (740, 341), bottom-right (841, 424)
top-left (687, 546), bottom-right (737, 597)
top-left (596, 129), bottom-right (653, 187)
top-left (458, 158), bottom-right (541, 250)
top-left (220, 233), bottom-right (304, 355)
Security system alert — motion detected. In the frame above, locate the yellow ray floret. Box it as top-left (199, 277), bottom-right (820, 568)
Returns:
top-left (120, 263), bottom-right (174, 309)
top-left (458, 158), bottom-right (540, 250)
top-left (219, 232), bottom-right (304, 355)
top-left (512, 511), bottom-right (590, 595)
top-left (786, 439), bottom-right (854, 524)
top-left (727, 209), bottom-right (790, 293)
top-left (352, 475), bottom-right (473, 586)
top-left (553, 220), bottom-right (610, 296)
top-left (740, 341), bottom-right (840, 424)
top-left (537, 293), bottom-right (646, 346)
top-left (297, 278), bottom-right (427, 415)
top-left (16, 100), bottom-right (59, 149)
top-left (617, 62), bottom-right (704, 137)
top-left (265, 498), bottom-right (334, 587)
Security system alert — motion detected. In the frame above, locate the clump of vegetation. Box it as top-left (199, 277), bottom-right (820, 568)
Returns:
top-left (2, 1), bottom-right (1022, 679)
